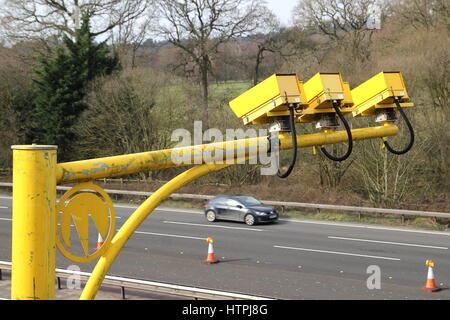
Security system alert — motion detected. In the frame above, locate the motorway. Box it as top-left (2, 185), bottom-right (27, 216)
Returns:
top-left (1, 195), bottom-right (450, 299)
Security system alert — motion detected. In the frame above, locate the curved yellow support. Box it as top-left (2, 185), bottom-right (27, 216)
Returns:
top-left (79, 162), bottom-right (230, 300)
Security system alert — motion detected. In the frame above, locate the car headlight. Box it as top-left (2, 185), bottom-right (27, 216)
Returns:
top-left (254, 211), bottom-right (267, 216)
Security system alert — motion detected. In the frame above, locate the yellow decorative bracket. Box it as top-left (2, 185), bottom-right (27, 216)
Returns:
top-left (56, 181), bottom-right (115, 263)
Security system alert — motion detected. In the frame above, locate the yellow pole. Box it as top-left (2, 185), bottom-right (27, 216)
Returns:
top-left (56, 125), bottom-right (398, 185)
top-left (11, 145), bottom-right (57, 300)
top-left (280, 124), bottom-right (399, 149)
top-left (80, 162), bottom-right (230, 300)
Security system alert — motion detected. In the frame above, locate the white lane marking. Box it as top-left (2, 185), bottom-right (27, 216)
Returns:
top-left (132, 230), bottom-right (206, 241)
top-left (0, 218), bottom-right (11, 221)
top-left (364, 225), bottom-right (450, 236)
top-left (328, 236), bottom-right (448, 250)
top-left (0, 206), bottom-right (8, 209)
top-left (114, 204), bottom-right (139, 209)
top-left (280, 218), bottom-right (450, 236)
top-left (163, 220), bottom-right (264, 232)
top-left (274, 245), bottom-right (401, 261)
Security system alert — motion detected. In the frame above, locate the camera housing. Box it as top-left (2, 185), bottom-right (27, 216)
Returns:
top-left (351, 71), bottom-right (414, 118)
top-left (229, 73), bottom-right (308, 125)
top-left (297, 72), bottom-right (353, 123)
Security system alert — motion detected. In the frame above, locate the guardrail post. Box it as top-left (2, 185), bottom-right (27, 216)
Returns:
top-left (11, 145), bottom-right (57, 300)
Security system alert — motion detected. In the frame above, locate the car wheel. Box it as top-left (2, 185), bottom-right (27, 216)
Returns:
top-left (244, 214), bottom-right (256, 226)
top-left (206, 210), bottom-right (217, 222)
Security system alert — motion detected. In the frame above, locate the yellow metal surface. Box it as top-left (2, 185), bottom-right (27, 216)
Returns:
top-left (229, 74), bottom-right (307, 125)
top-left (303, 72), bottom-right (345, 108)
top-left (351, 71), bottom-right (413, 117)
top-left (299, 72), bottom-right (349, 123)
top-left (79, 162), bottom-right (230, 300)
top-left (11, 145), bottom-right (57, 300)
top-left (342, 82), bottom-right (354, 109)
top-left (56, 182), bottom-right (115, 263)
top-left (281, 123), bottom-right (398, 149)
top-left (56, 124), bottom-right (398, 186)
top-left (56, 136), bottom-right (270, 184)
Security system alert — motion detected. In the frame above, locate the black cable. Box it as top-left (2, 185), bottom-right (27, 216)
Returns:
top-left (276, 104), bottom-right (298, 178)
top-left (320, 101), bottom-right (353, 162)
top-left (383, 97), bottom-right (415, 155)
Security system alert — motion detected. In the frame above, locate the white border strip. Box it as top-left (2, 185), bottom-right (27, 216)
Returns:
top-left (133, 230), bottom-right (206, 241)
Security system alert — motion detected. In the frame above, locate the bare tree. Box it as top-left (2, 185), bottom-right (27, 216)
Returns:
top-left (354, 135), bottom-right (425, 208)
top-left (251, 26), bottom-right (312, 85)
top-left (293, 0), bottom-right (385, 61)
top-left (150, 0), bottom-right (274, 128)
top-left (315, 151), bottom-right (354, 189)
top-left (110, 14), bottom-right (153, 69)
top-left (0, 0), bottom-right (148, 44)
top-left (390, 0), bottom-right (449, 30)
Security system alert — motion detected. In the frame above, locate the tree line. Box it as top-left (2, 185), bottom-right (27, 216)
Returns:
top-left (0, 0), bottom-right (448, 211)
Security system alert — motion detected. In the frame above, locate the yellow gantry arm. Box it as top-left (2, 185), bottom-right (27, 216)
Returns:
top-left (280, 123), bottom-right (398, 149)
top-left (56, 125), bottom-right (398, 185)
top-left (56, 136), bottom-right (269, 184)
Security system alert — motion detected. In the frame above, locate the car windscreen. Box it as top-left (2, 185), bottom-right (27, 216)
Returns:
top-left (235, 196), bottom-right (261, 206)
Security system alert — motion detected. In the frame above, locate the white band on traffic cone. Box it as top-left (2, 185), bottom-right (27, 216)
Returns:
top-left (427, 266), bottom-right (434, 280)
top-left (97, 233), bottom-right (105, 249)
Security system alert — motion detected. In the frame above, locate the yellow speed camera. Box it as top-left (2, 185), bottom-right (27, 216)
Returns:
top-left (229, 74), bottom-right (307, 125)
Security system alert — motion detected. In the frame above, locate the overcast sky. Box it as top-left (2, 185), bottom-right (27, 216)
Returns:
top-left (266, 0), bottom-right (299, 26)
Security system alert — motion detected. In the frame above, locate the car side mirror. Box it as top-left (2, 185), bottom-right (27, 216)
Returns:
top-left (236, 205), bottom-right (243, 209)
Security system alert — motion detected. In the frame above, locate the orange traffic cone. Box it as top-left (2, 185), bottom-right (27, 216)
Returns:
top-left (422, 260), bottom-right (441, 292)
top-left (204, 237), bottom-right (218, 264)
top-left (96, 233), bottom-right (105, 250)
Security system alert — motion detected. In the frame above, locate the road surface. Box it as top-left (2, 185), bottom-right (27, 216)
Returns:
top-left (1, 195), bottom-right (449, 299)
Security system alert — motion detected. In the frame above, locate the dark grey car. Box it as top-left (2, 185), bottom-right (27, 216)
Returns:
top-left (203, 195), bottom-right (278, 226)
